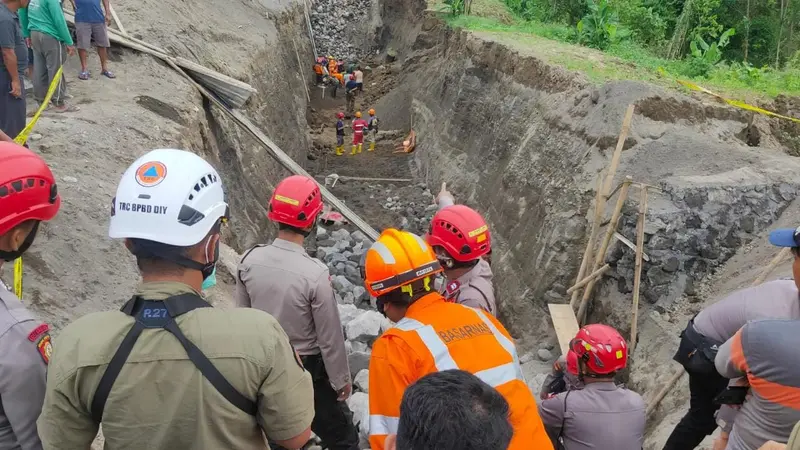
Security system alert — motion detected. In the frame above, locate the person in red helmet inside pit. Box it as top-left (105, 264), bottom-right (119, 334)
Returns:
top-left (427, 183), bottom-right (496, 315)
top-left (538, 324), bottom-right (646, 450)
top-left (236, 175), bottom-right (359, 450)
top-left (540, 350), bottom-right (584, 400)
top-left (0, 141), bottom-right (60, 450)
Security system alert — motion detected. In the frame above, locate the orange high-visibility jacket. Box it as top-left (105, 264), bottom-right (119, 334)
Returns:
top-left (367, 293), bottom-right (553, 450)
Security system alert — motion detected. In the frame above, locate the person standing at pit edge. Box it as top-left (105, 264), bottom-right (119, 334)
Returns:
top-left (37, 149), bottom-right (314, 450)
top-left (662, 226), bottom-right (800, 450)
top-left (19, 0), bottom-right (79, 113)
top-left (0, 0), bottom-right (29, 142)
top-left (426, 184), bottom-right (496, 315)
top-left (68, 0), bottom-right (115, 80)
top-left (364, 228), bottom-right (552, 450)
top-left (236, 174), bottom-right (360, 450)
top-left (538, 324), bottom-right (646, 450)
top-left (0, 142), bottom-right (60, 450)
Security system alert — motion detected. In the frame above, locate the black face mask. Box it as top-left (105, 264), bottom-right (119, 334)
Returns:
top-left (0, 222), bottom-right (40, 262)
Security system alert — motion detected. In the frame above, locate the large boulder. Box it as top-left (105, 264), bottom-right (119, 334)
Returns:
top-left (338, 304), bottom-right (362, 328)
top-left (332, 275), bottom-right (356, 294)
top-left (348, 351), bottom-right (371, 378)
top-left (354, 369), bottom-right (369, 393)
top-left (345, 311), bottom-right (384, 344)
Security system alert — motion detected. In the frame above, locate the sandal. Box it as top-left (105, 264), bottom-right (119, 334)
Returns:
top-left (78, 71), bottom-right (90, 80)
top-left (53, 104), bottom-right (80, 113)
top-left (101, 70), bottom-right (116, 79)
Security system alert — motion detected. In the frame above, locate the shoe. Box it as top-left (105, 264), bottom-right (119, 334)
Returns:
top-left (369, 143), bottom-right (375, 152)
top-left (350, 146), bottom-right (357, 155)
top-left (357, 144), bottom-right (363, 154)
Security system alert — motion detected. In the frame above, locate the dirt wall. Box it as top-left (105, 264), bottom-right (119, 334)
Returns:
top-left (7, 0), bottom-right (315, 330)
top-left (372, 7), bottom-right (800, 345)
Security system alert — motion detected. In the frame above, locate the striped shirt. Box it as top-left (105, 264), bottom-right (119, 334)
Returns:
top-left (715, 319), bottom-right (800, 450)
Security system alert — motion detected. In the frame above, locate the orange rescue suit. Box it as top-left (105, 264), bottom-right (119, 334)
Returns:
top-left (367, 293), bottom-right (553, 450)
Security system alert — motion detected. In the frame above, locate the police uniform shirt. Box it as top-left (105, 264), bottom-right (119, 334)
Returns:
top-left (0, 282), bottom-right (49, 450)
top-left (443, 258), bottom-right (497, 315)
top-left (538, 381), bottom-right (646, 450)
top-left (37, 281), bottom-right (314, 449)
top-left (236, 238), bottom-right (350, 390)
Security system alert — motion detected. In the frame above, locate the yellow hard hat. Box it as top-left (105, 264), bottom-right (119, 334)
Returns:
top-left (369, 109), bottom-right (376, 115)
top-left (355, 111), bottom-right (362, 118)
top-left (363, 229), bottom-right (443, 297)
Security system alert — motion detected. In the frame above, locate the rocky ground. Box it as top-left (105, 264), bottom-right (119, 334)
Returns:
top-left (308, 0), bottom-right (375, 59)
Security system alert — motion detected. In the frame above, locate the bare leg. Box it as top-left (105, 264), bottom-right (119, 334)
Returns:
top-left (97, 47), bottom-right (109, 72)
top-left (78, 49), bottom-right (88, 72)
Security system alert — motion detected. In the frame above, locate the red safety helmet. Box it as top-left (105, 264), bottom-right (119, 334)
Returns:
top-left (267, 175), bottom-right (323, 229)
top-left (566, 350), bottom-right (578, 376)
top-left (570, 324), bottom-right (628, 376)
top-left (426, 205), bottom-right (491, 263)
top-left (0, 142), bottom-right (61, 236)
top-left (337, 112), bottom-right (345, 119)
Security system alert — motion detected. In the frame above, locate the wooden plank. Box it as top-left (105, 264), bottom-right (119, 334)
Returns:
top-left (630, 187), bottom-right (649, 353)
top-left (566, 264), bottom-right (611, 294)
top-left (751, 247), bottom-right (792, 286)
top-left (548, 304), bottom-right (580, 357)
top-left (63, 11), bottom-right (256, 108)
top-left (613, 232), bottom-right (651, 262)
top-left (569, 176), bottom-right (604, 309)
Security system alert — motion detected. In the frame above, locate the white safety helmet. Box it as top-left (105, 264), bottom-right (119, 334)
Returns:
top-left (109, 149), bottom-right (229, 247)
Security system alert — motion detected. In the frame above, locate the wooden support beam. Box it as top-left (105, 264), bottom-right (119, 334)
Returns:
top-left (566, 264), bottom-right (611, 294)
top-left (630, 187), bottom-right (649, 353)
top-left (548, 304), bottom-right (580, 357)
top-left (570, 177), bottom-right (603, 310)
top-left (751, 247), bottom-right (792, 287)
top-left (646, 369), bottom-right (685, 415)
top-left (108, 4), bottom-right (126, 36)
top-left (614, 232), bottom-right (651, 262)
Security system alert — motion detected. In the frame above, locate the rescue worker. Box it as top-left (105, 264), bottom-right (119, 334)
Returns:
top-left (236, 174), bottom-right (360, 450)
top-left (37, 149), bottom-right (314, 449)
top-left (328, 55), bottom-right (337, 76)
top-left (540, 349), bottom-right (582, 400)
top-left (351, 111), bottom-right (369, 155)
top-left (712, 318), bottom-right (800, 450)
top-left (539, 324), bottom-right (646, 450)
top-left (364, 228), bottom-right (552, 450)
top-left (313, 61), bottom-right (324, 84)
top-left (663, 226), bottom-right (800, 450)
top-left (367, 108), bottom-right (379, 152)
top-left (335, 112), bottom-right (346, 156)
top-left (426, 186), bottom-right (496, 315)
top-left (0, 141), bottom-right (60, 450)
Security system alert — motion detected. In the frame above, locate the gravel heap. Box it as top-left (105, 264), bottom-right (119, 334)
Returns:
top-left (309, 0), bottom-right (372, 60)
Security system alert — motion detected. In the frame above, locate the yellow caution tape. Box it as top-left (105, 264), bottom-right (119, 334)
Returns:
top-left (11, 66), bottom-right (63, 301)
top-left (676, 78), bottom-right (800, 124)
top-left (13, 258), bottom-right (22, 300)
top-left (14, 66), bottom-right (64, 146)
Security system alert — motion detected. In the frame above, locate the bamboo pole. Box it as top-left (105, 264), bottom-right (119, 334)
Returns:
top-left (570, 105), bottom-right (635, 312)
top-left (630, 187), bottom-right (649, 353)
top-left (569, 176), bottom-right (604, 310)
top-left (751, 247), bottom-right (792, 287)
top-left (292, 37), bottom-right (311, 102)
top-left (646, 369), bottom-right (685, 416)
top-left (567, 264), bottom-right (611, 294)
top-left (108, 4), bottom-right (126, 36)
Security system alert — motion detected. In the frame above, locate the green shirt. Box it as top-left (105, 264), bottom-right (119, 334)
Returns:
top-left (37, 281), bottom-right (314, 449)
top-left (18, 0), bottom-right (73, 45)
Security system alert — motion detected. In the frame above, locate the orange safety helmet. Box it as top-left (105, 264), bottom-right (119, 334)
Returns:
top-left (355, 111), bottom-right (362, 118)
top-left (363, 228), bottom-right (443, 297)
top-left (369, 108), bottom-right (376, 115)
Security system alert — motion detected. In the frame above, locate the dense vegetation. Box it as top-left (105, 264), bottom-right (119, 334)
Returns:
top-left (440, 0), bottom-right (800, 97)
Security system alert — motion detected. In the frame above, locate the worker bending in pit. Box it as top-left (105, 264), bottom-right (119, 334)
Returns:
top-left (538, 324), bottom-right (646, 450)
top-left (426, 184), bottom-right (496, 315)
top-left (663, 227), bottom-right (800, 450)
top-left (540, 349), bottom-right (583, 400)
top-left (363, 228), bottom-right (553, 450)
top-left (37, 150), bottom-right (314, 450)
top-left (0, 142), bottom-right (60, 450)
top-left (236, 175), bottom-right (360, 450)
top-left (351, 111), bottom-right (368, 155)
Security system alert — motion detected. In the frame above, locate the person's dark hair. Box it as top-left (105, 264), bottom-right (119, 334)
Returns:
top-left (396, 369), bottom-right (513, 450)
top-left (278, 222), bottom-right (307, 234)
top-left (129, 239), bottom-right (190, 275)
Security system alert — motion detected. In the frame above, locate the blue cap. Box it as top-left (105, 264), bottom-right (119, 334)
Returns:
top-left (769, 227), bottom-right (800, 247)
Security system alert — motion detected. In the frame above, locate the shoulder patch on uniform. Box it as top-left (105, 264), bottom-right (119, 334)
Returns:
top-left (28, 323), bottom-right (50, 342)
top-left (36, 333), bottom-right (53, 365)
top-left (445, 280), bottom-right (461, 296)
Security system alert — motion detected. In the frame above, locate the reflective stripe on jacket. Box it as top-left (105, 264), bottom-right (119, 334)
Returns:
top-left (367, 293), bottom-right (552, 450)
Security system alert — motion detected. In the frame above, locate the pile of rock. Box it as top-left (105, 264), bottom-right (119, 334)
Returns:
top-left (315, 225), bottom-right (385, 446)
top-left (377, 183), bottom-right (439, 235)
top-left (308, 0), bottom-right (372, 59)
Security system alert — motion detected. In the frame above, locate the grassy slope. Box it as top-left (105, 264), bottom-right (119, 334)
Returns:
top-left (431, 0), bottom-right (800, 103)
